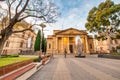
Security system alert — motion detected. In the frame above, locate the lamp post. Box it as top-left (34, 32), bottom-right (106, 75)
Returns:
top-left (40, 23), bottom-right (46, 56)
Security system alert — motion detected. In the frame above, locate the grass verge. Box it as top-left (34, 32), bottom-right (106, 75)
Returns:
top-left (111, 52), bottom-right (120, 56)
top-left (0, 57), bottom-right (35, 67)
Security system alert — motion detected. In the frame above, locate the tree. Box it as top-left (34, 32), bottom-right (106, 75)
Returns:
top-left (41, 35), bottom-right (47, 53)
top-left (0, 0), bottom-right (58, 56)
top-left (44, 38), bottom-right (47, 52)
top-left (34, 30), bottom-right (41, 51)
top-left (34, 29), bottom-right (47, 53)
top-left (85, 0), bottom-right (120, 40)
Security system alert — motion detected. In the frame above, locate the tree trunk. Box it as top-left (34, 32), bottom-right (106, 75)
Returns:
top-left (0, 37), bottom-right (7, 57)
top-left (0, 27), bottom-right (12, 57)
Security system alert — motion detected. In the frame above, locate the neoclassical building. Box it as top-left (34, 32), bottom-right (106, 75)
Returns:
top-left (2, 29), bottom-right (36, 55)
top-left (47, 28), bottom-right (95, 55)
top-left (94, 37), bottom-right (120, 53)
top-left (0, 22), bottom-right (36, 55)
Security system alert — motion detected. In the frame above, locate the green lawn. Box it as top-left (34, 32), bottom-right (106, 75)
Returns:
top-left (0, 57), bottom-right (35, 67)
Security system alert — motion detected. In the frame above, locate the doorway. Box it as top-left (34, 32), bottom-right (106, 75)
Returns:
top-left (69, 45), bottom-right (73, 53)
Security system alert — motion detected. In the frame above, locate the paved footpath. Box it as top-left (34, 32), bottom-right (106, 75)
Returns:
top-left (27, 55), bottom-right (120, 80)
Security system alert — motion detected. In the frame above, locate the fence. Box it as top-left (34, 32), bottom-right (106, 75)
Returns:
top-left (0, 49), bottom-right (34, 55)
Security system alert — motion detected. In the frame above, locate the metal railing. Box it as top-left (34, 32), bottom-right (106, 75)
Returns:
top-left (0, 49), bottom-right (35, 55)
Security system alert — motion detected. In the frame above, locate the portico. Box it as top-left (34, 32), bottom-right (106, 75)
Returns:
top-left (47, 28), bottom-right (94, 55)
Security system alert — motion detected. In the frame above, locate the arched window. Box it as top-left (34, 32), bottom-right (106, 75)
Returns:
top-left (22, 32), bottom-right (25, 38)
top-left (20, 41), bottom-right (24, 48)
top-left (49, 43), bottom-right (51, 49)
top-left (114, 39), bottom-right (118, 44)
top-left (6, 41), bottom-right (10, 47)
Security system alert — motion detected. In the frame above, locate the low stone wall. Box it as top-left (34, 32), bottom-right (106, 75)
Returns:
top-left (34, 51), bottom-right (41, 55)
top-left (98, 54), bottom-right (120, 60)
top-left (0, 59), bottom-right (33, 76)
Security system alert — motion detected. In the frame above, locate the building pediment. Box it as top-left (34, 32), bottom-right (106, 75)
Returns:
top-left (55, 28), bottom-right (87, 35)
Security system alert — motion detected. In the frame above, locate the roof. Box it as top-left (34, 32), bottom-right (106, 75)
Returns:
top-left (54, 27), bottom-right (87, 35)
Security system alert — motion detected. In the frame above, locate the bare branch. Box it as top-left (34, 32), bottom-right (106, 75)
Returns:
top-left (25, 9), bottom-right (43, 13)
top-left (8, 0), bottom-right (11, 20)
top-left (44, 3), bottom-right (52, 17)
top-left (25, 3), bottom-right (52, 17)
top-left (8, 0), bottom-right (16, 20)
top-left (17, 0), bottom-right (29, 16)
top-left (18, 15), bottom-right (46, 22)
top-left (15, 0), bottom-right (22, 14)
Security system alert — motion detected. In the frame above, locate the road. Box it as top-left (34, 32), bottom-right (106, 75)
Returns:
top-left (27, 55), bottom-right (120, 80)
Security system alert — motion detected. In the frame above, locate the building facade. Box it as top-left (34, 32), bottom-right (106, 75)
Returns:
top-left (2, 30), bottom-right (36, 55)
top-left (94, 37), bottom-right (120, 53)
top-left (0, 23), bottom-right (36, 55)
top-left (47, 28), bottom-right (95, 55)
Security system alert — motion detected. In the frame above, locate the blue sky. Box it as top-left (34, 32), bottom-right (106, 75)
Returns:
top-left (0, 0), bottom-right (119, 37)
top-left (44, 0), bottom-right (120, 37)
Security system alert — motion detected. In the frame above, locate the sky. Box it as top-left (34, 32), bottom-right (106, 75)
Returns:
top-left (0, 0), bottom-right (120, 37)
top-left (43, 0), bottom-right (120, 37)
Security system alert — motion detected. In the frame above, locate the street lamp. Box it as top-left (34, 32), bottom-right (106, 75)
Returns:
top-left (40, 23), bottom-right (46, 56)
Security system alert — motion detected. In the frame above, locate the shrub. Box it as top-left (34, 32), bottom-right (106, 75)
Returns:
top-left (116, 46), bottom-right (120, 49)
top-left (45, 54), bottom-right (51, 57)
top-left (1, 55), bottom-right (8, 58)
top-left (33, 57), bottom-right (40, 62)
top-left (111, 52), bottom-right (120, 56)
top-left (112, 47), bottom-right (116, 52)
top-left (1, 54), bottom-right (19, 58)
top-left (10, 54), bottom-right (19, 57)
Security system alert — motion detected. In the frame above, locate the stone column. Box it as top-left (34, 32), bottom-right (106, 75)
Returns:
top-left (68, 37), bottom-right (70, 54)
top-left (52, 39), bottom-right (54, 54)
top-left (56, 37), bottom-right (58, 54)
top-left (83, 37), bottom-right (86, 53)
top-left (85, 36), bottom-right (90, 54)
top-left (62, 36), bottom-right (64, 54)
top-left (73, 37), bottom-right (76, 54)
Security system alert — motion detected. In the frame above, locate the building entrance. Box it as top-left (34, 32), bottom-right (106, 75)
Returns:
top-left (69, 45), bottom-right (73, 53)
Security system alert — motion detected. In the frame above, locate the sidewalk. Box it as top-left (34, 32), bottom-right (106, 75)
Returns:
top-left (19, 58), bottom-right (51, 80)
top-left (15, 62), bottom-right (43, 80)
top-left (0, 62), bottom-right (42, 80)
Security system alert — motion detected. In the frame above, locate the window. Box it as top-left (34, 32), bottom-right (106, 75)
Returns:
top-left (111, 40), bottom-right (114, 44)
top-left (90, 44), bottom-right (92, 49)
top-left (6, 41), bottom-right (10, 47)
top-left (114, 40), bottom-right (118, 44)
top-left (22, 32), bottom-right (25, 38)
top-left (28, 33), bottom-right (31, 37)
top-left (20, 41), bottom-right (24, 48)
top-left (49, 44), bottom-right (51, 49)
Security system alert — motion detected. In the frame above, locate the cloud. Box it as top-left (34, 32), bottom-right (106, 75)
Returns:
top-left (44, 1), bottom-right (91, 37)
top-left (1, 0), bottom-right (119, 38)
top-left (0, 2), bottom-right (7, 9)
top-left (44, 0), bottom-right (120, 37)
